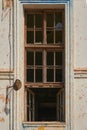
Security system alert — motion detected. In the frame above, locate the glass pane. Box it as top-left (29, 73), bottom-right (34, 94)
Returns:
top-left (35, 52), bottom-right (42, 65)
top-left (47, 14), bottom-right (54, 27)
top-left (47, 52), bottom-right (54, 65)
top-left (55, 12), bottom-right (62, 29)
top-left (55, 69), bottom-right (62, 82)
top-left (35, 14), bottom-right (43, 28)
top-left (56, 52), bottom-right (62, 65)
top-left (35, 69), bottom-right (42, 82)
top-left (27, 14), bottom-right (34, 28)
top-left (27, 69), bottom-right (34, 82)
top-left (47, 69), bottom-right (54, 82)
top-left (27, 31), bottom-right (34, 43)
top-left (55, 31), bottom-right (62, 43)
top-left (35, 31), bottom-right (43, 43)
top-left (47, 31), bottom-right (54, 44)
top-left (27, 51), bottom-right (34, 65)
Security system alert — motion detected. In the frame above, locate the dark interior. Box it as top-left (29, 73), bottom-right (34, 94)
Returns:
top-left (30, 88), bottom-right (58, 121)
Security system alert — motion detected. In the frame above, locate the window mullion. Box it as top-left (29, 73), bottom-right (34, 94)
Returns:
top-left (43, 12), bottom-right (47, 83)
top-left (54, 52), bottom-right (55, 82)
top-left (34, 14), bottom-right (35, 43)
top-left (43, 50), bottom-right (46, 83)
top-left (62, 51), bottom-right (64, 82)
top-left (54, 13), bottom-right (55, 44)
top-left (29, 93), bottom-right (31, 121)
top-left (34, 51), bottom-right (35, 82)
top-left (32, 95), bottom-right (35, 121)
top-left (43, 12), bottom-right (46, 44)
top-left (25, 88), bottom-right (27, 121)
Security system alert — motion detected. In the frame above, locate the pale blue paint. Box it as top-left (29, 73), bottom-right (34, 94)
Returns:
top-left (19, 0), bottom-right (70, 4)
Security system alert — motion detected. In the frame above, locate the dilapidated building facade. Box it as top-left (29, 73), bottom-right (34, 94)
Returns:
top-left (0, 0), bottom-right (87, 130)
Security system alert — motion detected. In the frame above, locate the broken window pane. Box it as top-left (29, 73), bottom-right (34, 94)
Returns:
top-left (27, 69), bottom-right (34, 82)
top-left (27, 51), bottom-right (34, 65)
top-left (35, 52), bottom-right (42, 65)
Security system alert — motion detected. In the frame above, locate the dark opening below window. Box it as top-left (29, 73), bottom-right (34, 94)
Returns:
top-left (26, 88), bottom-right (65, 122)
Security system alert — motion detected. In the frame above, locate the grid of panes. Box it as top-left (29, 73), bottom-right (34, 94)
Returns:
top-left (26, 11), bottom-right (64, 44)
top-left (25, 10), bottom-right (64, 83)
top-left (26, 51), bottom-right (43, 82)
top-left (26, 50), bottom-right (63, 83)
top-left (47, 51), bottom-right (63, 82)
top-left (47, 12), bottom-right (63, 44)
top-left (26, 13), bottom-right (43, 44)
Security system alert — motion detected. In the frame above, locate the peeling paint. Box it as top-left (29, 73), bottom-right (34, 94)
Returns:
top-left (0, 117), bottom-right (5, 122)
top-left (38, 127), bottom-right (44, 130)
top-left (0, 94), bottom-right (5, 102)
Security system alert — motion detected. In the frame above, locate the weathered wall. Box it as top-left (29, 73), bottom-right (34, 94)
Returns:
top-left (0, 0), bottom-right (13, 129)
top-left (0, 1), bottom-right (13, 70)
top-left (73, 0), bottom-right (87, 130)
top-left (74, 0), bottom-right (87, 68)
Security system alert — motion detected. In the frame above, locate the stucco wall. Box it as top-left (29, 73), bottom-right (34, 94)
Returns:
top-left (0, 0), bottom-right (13, 129)
top-left (74, 0), bottom-right (87, 68)
top-left (73, 1), bottom-right (87, 130)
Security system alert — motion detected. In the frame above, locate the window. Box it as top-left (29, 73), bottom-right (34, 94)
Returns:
top-left (24, 9), bottom-right (65, 122)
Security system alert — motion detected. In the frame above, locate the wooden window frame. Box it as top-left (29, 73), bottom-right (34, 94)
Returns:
top-left (24, 9), bottom-right (65, 122)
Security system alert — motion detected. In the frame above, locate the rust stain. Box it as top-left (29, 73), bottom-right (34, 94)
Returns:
top-left (38, 127), bottom-right (44, 130)
top-left (5, 0), bottom-right (11, 8)
top-left (0, 69), bottom-right (14, 73)
top-left (0, 117), bottom-right (5, 122)
top-left (0, 94), bottom-right (5, 102)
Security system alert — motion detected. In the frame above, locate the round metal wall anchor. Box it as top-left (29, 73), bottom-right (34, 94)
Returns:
top-left (13, 79), bottom-right (22, 91)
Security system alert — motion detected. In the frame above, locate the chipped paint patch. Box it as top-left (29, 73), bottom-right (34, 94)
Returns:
top-left (0, 94), bottom-right (5, 102)
top-left (0, 117), bottom-right (5, 122)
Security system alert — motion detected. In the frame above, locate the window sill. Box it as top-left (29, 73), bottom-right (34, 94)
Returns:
top-left (22, 121), bottom-right (66, 127)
